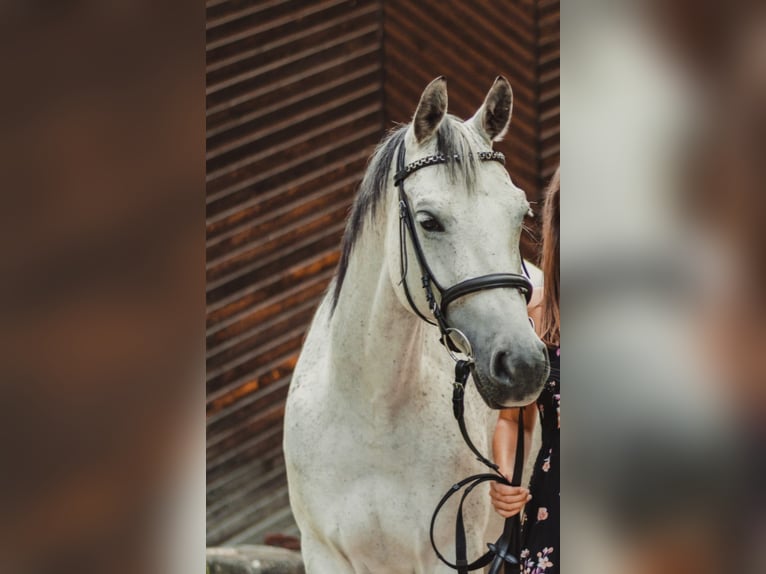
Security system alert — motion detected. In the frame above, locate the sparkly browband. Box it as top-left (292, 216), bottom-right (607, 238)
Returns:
top-left (393, 151), bottom-right (505, 186)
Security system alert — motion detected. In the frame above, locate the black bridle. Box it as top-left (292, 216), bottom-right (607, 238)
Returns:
top-left (394, 143), bottom-right (533, 348)
top-left (394, 142), bottom-right (531, 574)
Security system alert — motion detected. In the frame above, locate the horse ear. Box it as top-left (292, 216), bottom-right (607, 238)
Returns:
top-left (412, 76), bottom-right (448, 144)
top-left (471, 76), bottom-right (513, 142)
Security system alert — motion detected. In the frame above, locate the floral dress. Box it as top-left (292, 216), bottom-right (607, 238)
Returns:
top-left (520, 346), bottom-right (560, 573)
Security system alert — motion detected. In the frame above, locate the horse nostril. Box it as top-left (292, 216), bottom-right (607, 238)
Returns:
top-left (490, 350), bottom-right (512, 384)
top-left (490, 346), bottom-right (547, 389)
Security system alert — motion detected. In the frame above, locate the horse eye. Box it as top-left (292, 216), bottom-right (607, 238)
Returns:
top-left (418, 216), bottom-right (445, 233)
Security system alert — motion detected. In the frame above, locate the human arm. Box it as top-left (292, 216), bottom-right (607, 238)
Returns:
top-left (488, 284), bottom-right (544, 517)
top-left (489, 403), bottom-right (538, 517)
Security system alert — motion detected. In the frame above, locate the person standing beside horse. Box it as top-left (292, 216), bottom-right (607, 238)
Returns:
top-left (490, 167), bottom-right (560, 573)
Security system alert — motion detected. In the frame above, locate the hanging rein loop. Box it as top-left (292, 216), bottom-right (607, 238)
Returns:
top-left (429, 362), bottom-right (526, 574)
top-left (394, 141), bottom-right (532, 573)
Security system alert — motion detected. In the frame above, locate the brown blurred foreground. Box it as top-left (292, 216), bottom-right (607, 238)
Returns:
top-left (0, 2), bottom-right (204, 573)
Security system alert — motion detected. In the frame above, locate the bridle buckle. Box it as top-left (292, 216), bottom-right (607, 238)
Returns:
top-left (398, 200), bottom-right (407, 220)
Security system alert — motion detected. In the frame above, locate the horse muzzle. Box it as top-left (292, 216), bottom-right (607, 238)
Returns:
top-left (471, 338), bottom-right (549, 408)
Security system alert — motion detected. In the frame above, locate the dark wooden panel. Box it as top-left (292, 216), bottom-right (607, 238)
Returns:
top-left (207, 249), bottom-right (339, 329)
top-left (537, 0), bottom-right (560, 185)
top-left (206, 0), bottom-right (384, 547)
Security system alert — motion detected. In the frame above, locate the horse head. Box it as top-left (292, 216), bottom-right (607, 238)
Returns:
top-left (387, 77), bottom-right (549, 407)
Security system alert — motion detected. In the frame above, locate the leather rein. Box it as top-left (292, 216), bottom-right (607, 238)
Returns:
top-left (394, 141), bottom-right (531, 574)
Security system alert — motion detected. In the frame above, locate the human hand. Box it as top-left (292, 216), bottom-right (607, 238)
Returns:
top-left (489, 483), bottom-right (531, 518)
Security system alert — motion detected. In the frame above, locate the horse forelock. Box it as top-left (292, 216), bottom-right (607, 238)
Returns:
top-left (331, 116), bottom-right (483, 312)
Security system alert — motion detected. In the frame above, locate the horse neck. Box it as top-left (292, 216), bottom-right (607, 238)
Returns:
top-left (328, 212), bottom-right (432, 410)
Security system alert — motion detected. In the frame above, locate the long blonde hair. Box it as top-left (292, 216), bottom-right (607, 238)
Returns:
top-left (539, 167), bottom-right (560, 347)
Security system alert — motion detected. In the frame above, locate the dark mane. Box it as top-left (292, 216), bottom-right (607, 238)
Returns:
top-left (331, 115), bottom-right (480, 311)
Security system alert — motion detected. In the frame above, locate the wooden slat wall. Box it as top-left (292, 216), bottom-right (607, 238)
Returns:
top-left (537, 0), bottom-right (560, 187)
top-left (206, 0), bottom-right (559, 548)
top-left (383, 0), bottom-right (559, 259)
top-left (206, 0), bottom-right (384, 546)
top-left (384, 0), bottom-right (538, 194)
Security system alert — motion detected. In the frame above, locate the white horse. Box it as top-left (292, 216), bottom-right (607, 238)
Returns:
top-left (284, 77), bottom-right (548, 573)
